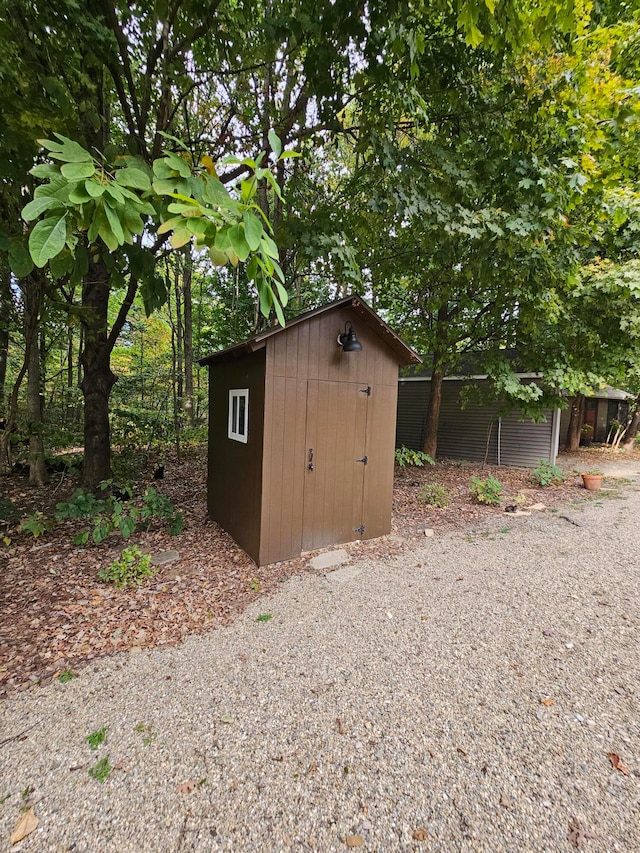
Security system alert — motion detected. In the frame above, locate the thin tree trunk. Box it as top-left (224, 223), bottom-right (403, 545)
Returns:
top-left (565, 394), bottom-right (585, 452)
top-left (622, 400), bottom-right (640, 451)
top-left (166, 273), bottom-right (181, 464)
top-left (423, 367), bottom-right (444, 459)
top-left (79, 258), bottom-right (116, 488)
top-left (173, 259), bottom-right (184, 412)
top-left (66, 325), bottom-right (74, 427)
top-left (422, 308), bottom-right (449, 459)
top-left (0, 258), bottom-right (11, 413)
top-left (183, 249), bottom-right (194, 425)
top-left (25, 273), bottom-right (49, 485)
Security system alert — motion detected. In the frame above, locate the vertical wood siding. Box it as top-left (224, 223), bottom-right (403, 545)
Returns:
top-left (259, 307), bottom-right (400, 565)
top-left (207, 352), bottom-right (266, 563)
top-left (397, 379), bottom-right (557, 467)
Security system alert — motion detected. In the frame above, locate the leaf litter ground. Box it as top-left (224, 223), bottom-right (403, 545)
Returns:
top-left (0, 445), bottom-right (633, 698)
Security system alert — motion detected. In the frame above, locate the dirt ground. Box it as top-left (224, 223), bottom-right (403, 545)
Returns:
top-left (1, 444), bottom-right (637, 699)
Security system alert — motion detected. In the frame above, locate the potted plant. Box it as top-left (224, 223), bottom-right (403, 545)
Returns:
top-left (580, 423), bottom-right (594, 446)
top-left (581, 469), bottom-right (604, 490)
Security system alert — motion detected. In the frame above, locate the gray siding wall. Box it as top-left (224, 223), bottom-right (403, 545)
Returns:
top-left (396, 379), bottom-right (557, 467)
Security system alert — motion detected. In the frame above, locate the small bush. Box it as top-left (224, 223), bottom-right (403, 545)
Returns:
top-left (98, 545), bottom-right (154, 588)
top-left (395, 446), bottom-right (435, 468)
top-left (470, 475), bottom-right (503, 505)
top-left (19, 512), bottom-right (52, 538)
top-left (531, 460), bottom-right (564, 487)
top-left (418, 483), bottom-right (451, 507)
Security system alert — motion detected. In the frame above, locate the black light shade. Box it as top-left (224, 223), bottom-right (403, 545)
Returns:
top-left (337, 321), bottom-right (362, 352)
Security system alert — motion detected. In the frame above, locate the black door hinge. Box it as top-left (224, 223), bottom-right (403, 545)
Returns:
top-left (354, 525), bottom-right (365, 535)
top-left (356, 455), bottom-right (368, 465)
top-left (359, 386), bottom-right (371, 395)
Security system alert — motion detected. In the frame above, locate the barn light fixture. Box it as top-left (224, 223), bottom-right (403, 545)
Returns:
top-left (337, 321), bottom-right (363, 352)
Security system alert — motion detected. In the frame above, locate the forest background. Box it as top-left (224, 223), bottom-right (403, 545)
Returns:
top-left (1, 0), bottom-right (639, 490)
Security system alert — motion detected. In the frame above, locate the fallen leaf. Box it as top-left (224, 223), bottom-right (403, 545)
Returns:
top-left (499, 793), bottom-right (512, 808)
top-left (540, 698), bottom-right (555, 707)
top-left (456, 747), bottom-right (468, 756)
top-left (176, 779), bottom-right (196, 794)
top-left (568, 816), bottom-right (599, 848)
top-left (412, 827), bottom-right (428, 841)
top-left (336, 717), bottom-right (347, 734)
top-left (10, 806), bottom-right (39, 843)
top-left (608, 753), bottom-right (629, 775)
top-left (345, 835), bottom-right (364, 847)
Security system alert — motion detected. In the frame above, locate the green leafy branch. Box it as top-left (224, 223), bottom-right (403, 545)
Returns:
top-left (21, 132), bottom-right (299, 323)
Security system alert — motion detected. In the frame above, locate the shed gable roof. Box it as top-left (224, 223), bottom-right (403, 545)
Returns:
top-left (198, 294), bottom-right (422, 366)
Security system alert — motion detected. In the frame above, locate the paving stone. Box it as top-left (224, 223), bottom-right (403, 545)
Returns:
top-left (150, 550), bottom-right (181, 566)
top-left (309, 549), bottom-right (349, 571)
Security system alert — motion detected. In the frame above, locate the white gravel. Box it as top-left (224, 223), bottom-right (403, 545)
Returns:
top-left (1, 471), bottom-right (639, 852)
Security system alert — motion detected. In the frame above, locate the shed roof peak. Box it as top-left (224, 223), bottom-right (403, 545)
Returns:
top-left (198, 294), bottom-right (421, 366)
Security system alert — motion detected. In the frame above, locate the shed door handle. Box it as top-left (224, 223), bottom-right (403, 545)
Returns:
top-left (308, 448), bottom-right (314, 471)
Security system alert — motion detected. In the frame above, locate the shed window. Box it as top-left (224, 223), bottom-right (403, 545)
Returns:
top-left (228, 389), bottom-right (249, 443)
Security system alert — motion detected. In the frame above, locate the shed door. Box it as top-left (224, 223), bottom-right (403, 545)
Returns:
top-left (302, 379), bottom-right (369, 551)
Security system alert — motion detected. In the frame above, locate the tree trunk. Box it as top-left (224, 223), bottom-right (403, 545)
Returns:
top-left (24, 273), bottom-right (49, 486)
top-left (622, 399), bottom-right (640, 451)
top-left (0, 258), bottom-right (11, 413)
top-left (79, 259), bottom-right (116, 488)
top-left (565, 394), bottom-right (585, 452)
top-left (422, 367), bottom-right (444, 459)
top-left (182, 250), bottom-right (194, 425)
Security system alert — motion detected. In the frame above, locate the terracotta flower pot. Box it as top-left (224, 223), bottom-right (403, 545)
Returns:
top-left (581, 473), bottom-right (603, 491)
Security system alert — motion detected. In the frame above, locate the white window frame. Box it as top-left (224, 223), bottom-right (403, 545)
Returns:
top-left (228, 388), bottom-right (249, 443)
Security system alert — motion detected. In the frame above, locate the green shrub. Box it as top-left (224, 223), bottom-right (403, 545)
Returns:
top-left (418, 483), bottom-right (451, 507)
top-left (470, 475), bottom-right (503, 505)
top-left (394, 446), bottom-right (435, 468)
top-left (98, 545), bottom-right (155, 588)
top-left (19, 512), bottom-right (52, 538)
top-left (531, 460), bottom-right (564, 487)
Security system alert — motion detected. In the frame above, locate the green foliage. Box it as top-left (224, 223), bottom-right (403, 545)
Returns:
top-left (19, 512), bottom-right (51, 538)
top-left (256, 613), bottom-right (273, 623)
top-left (140, 487), bottom-right (183, 535)
top-left (86, 727), bottom-right (107, 750)
top-left (23, 134), bottom-right (296, 322)
top-left (98, 545), bottom-right (154, 588)
top-left (394, 446), bottom-right (435, 468)
top-left (418, 483), bottom-right (451, 507)
top-left (470, 475), bottom-right (503, 505)
top-left (57, 669), bottom-right (77, 683)
top-left (55, 490), bottom-right (105, 521)
top-left (88, 756), bottom-right (111, 783)
top-left (57, 485), bottom-right (182, 546)
top-left (531, 460), bottom-right (565, 487)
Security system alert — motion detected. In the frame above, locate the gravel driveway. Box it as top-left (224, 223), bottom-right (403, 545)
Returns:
top-left (1, 465), bottom-right (639, 852)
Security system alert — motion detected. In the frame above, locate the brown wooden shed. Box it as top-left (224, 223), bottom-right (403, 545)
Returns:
top-left (198, 295), bottom-right (420, 566)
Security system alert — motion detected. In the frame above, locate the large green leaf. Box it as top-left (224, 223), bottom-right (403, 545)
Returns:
top-left (115, 167), bottom-right (151, 191)
top-left (60, 161), bottom-right (96, 180)
top-left (22, 196), bottom-right (62, 222)
top-left (243, 211), bottom-right (263, 251)
top-left (228, 224), bottom-right (251, 261)
top-left (85, 180), bottom-right (106, 198)
top-left (29, 214), bottom-right (67, 267)
top-left (103, 202), bottom-right (125, 245)
top-left (42, 135), bottom-right (93, 164)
